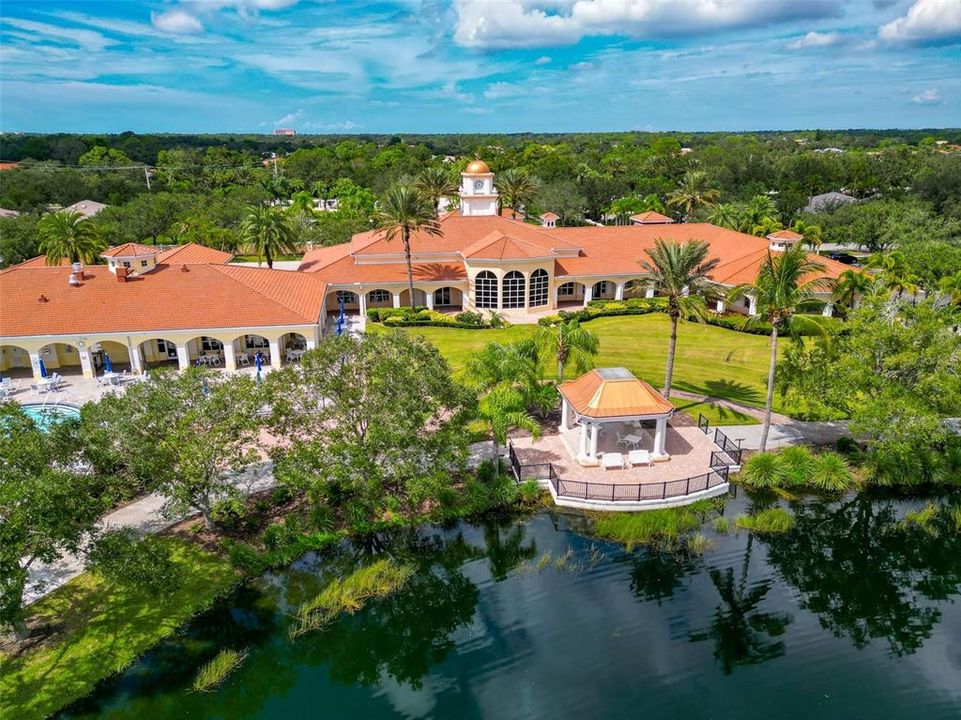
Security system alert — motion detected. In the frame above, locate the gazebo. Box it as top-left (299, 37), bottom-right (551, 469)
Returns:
top-left (558, 368), bottom-right (674, 465)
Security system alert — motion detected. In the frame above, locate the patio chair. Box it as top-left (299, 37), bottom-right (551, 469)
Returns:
top-left (628, 449), bottom-right (652, 467)
top-left (238, 353), bottom-right (250, 366)
top-left (601, 452), bottom-right (625, 470)
top-left (615, 431), bottom-right (631, 449)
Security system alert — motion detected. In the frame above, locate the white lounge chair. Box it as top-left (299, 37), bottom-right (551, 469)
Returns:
top-left (601, 452), bottom-right (625, 470)
top-left (615, 431), bottom-right (631, 449)
top-left (628, 449), bottom-right (652, 467)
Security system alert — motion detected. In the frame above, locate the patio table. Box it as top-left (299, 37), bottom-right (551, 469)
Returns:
top-left (102, 372), bottom-right (122, 386)
top-left (623, 433), bottom-right (644, 449)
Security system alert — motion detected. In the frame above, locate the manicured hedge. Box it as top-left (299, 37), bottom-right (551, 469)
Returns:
top-left (367, 306), bottom-right (496, 329)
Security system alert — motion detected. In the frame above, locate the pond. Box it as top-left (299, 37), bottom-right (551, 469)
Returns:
top-left (61, 492), bottom-right (961, 719)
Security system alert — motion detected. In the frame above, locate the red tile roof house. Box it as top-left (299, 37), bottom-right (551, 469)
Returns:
top-left (1, 162), bottom-right (845, 381)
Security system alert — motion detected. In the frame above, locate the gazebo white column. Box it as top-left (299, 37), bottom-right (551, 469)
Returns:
top-left (589, 422), bottom-right (600, 460)
top-left (653, 416), bottom-right (670, 459)
top-left (578, 421), bottom-right (589, 458)
top-left (561, 398), bottom-right (570, 430)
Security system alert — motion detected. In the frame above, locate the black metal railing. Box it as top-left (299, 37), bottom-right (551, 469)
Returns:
top-left (698, 412), bottom-right (710, 434)
top-left (713, 427), bottom-right (743, 466)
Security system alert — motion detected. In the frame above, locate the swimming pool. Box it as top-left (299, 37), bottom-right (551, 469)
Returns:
top-left (22, 403), bottom-right (81, 431)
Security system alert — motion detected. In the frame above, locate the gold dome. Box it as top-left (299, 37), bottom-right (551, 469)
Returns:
top-left (465, 159), bottom-right (490, 174)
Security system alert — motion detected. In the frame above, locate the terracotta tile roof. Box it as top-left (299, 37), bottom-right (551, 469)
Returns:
top-left (155, 243), bottom-right (233, 265)
top-left (0, 263), bottom-right (326, 338)
top-left (462, 231), bottom-right (556, 260)
top-left (768, 229), bottom-right (803, 240)
top-left (300, 253), bottom-right (466, 285)
top-left (10, 255), bottom-right (71, 268)
top-left (298, 243), bottom-right (354, 273)
top-left (559, 368), bottom-right (674, 419)
top-left (630, 211), bottom-right (674, 224)
top-left (540, 212), bottom-right (560, 220)
top-left (713, 248), bottom-right (848, 286)
top-left (101, 243), bottom-right (157, 258)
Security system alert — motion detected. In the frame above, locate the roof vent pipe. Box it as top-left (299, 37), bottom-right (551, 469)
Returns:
top-left (69, 273), bottom-right (80, 286)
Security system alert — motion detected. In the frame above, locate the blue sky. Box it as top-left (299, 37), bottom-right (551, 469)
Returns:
top-left (1, 0), bottom-right (959, 133)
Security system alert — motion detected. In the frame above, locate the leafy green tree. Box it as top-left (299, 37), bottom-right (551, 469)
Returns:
top-left (0, 402), bottom-right (107, 636)
top-left (495, 168), bottom-right (538, 220)
top-left (535, 318), bottom-right (599, 382)
top-left (641, 239), bottom-right (719, 398)
top-left (85, 528), bottom-right (181, 595)
top-left (78, 145), bottom-right (134, 167)
top-left (708, 203), bottom-right (739, 229)
top-left (375, 184), bottom-right (442, 306)
top-left (791, 219), bottom-right (823, 254)
top-left (668, 170), bottom-right (720, 219)
top-left (414, 166), bottom-right (458, 215)
top-left (267, 333), bottom-right (473, 519)
top-left (288, 190), bottom-right (316, 227)
top-left (867, 251), bottom-right (922, 298)
top-left (937, 270), bottom-right (961, 305)
top-left (37, 210), bottom-right (106, 264)
top-left (477, 383), bottom-right (540, 471)
top-left (534, 181), bottom-right (587, 225)
top-left (240, 205), bottom-right (298, 268)
top-left (0, 213), bottom-right (40, 267)
top-left (88, 369), bottom-right (262, 527)
top-left (729, 247), bottom-right (830, 450)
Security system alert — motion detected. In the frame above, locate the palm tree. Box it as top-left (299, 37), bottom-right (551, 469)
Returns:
top-left (239, 205), bottom-right (298, 269)
top-left (478, 383), bottom-right (540, 473)
top-left (739, 195), bottom-right (779, 233)
top-left (641, 239), bottom-right (720, 398)
top-left (414, 166), bottom-right (459, 215)
top-left (37, 210), bottom-right (106, 265)
top-left (375, 184), bottom-right (442, 308)
top-left (750, 215), bottom-right (783, 238)
top-left (792, 219), bottom-right (823, 254)
top-left (833, 269), bottom-right (873, 313)
top-left (938, 270), bottom-right (961, 305)
top-left (466, 342), bottom-right (537, 391)
top-left (728, 247), bottom-right (831, 451)
top-left (289, 190), bottom-right (316, 227)
top-left (708, 203), bottom-right (739, 230)
top-left (535, 319), bottom-right (599, 382)
top-left (667, 170), bottom-right (720, 219)
top-left (866, 251), bottom-right (921, 300)
top-left (495, 168), bottom-right (538, 220)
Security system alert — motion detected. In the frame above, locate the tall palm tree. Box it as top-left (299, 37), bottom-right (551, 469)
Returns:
top-left (866, 251), bottom-right (921, 300)
top-left (667, 170), bottom-right (720, 219)
top-left (288, 190), bottom-right (316, 227)
top-left (37, 210), bottom-right (106, 265)
top-left (414, 166), bottom-right (459, 215)
top-left (750, 216), bottom-right (783, 238)
top-left (708, 203), bottom-right (739, 230)
top-left (729, 247), bottom-right (831, 451)
top-left (478, 383), bottom-right (540, 472)
top-left (641, 239), bottom-right (720, 398)
top-left (792, 219), bottom-right (823, 254)
top-left (833, 269), bottom-right (873, 313)
top-left (239, 205), bottom-right (298, 269)
top-left (739, 195), bottom-right (779, 233)
top-left (375, 184), bottom-right (442, 307)
top-left (495, 168), bottom-right (538, 220)
top-left (535, 319), bottom-right (599, 382)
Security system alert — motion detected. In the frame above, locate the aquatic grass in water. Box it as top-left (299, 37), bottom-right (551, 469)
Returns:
top-left (739, 449), bottom-right (854, 492)
top-left (685, 532), bottom-right (716, 555)
top-left (811, 452), bottom-right (855, 492)
top-left (192, 648), bottom-right (248, 693)
top-left (590, 499), bottom-right (722, 550)
top-left (736, 507), bottom-right (795, 534)
top-left (713, 517), bottom-right (730, 534)
top-left (289, 559), bottom-right (414, 639)
top-left (901, 503), bottom-right (941, 535)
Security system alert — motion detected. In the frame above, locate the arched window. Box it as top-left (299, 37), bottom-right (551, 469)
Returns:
top-left (592, 281), bottom-right (612, 299)
top-left (475, 271), bottom-right (498, 309)
top-left (529, 269), bottom-right (549, 307)
top-left (502, 271), bottom-right (526, 309)
top-left (557, 281), bottom-right (576, 298)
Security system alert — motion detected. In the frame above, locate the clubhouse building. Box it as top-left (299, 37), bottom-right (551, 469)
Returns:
top-left (0, 161), bottom-right (846, 380)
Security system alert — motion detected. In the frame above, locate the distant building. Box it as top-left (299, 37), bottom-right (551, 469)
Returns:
top-left (0, 207), bottom-right (20, 218)
top-left (814, 147), bottom-right (844, 154)
top-left (804, 191), bottom-right (857, 214)
top-left (630, 211), bottom-right (674, 225)
top-left (0, 162), bottom-right (19, 172)
top-left (63, 200), bottom-right (107, 218)
top-left (274, 128), bottom-right (297, 136)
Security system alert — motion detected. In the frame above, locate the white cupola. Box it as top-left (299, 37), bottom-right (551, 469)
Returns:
top-left (460, 159), bottom-right (498, 217)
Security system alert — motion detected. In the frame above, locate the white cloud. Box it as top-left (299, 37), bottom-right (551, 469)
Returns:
top-left (453, 0), bottom-right (843, 49)
top-left (787, 31), bottom-right (842, 49)
top-left (879, 0), bottom-right (961, 43)
top-left (1, 17), bottom-right (115, 51)
top-left (912, 88), bottom-right (942, 104)
top-left (535, 55), bottom-right (552, 64)
top-left (274, 108), bottom-right (306, 126)
top-left (151, 9), bottom-right (204, 34)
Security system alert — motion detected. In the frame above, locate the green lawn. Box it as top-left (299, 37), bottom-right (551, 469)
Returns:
top-left (0, 540), bottom-right (239, 720)
top-left (386, 314), bottom-right (781, 417)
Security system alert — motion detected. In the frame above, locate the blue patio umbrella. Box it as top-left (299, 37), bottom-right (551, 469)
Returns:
top-left (38, 358), bottom-right (48, 378)
top-left (255, 351), bottom-right (262, 385)
top-left (336, 296), bottom-right (347, 336)
top-left (103, 353), bottom-right (113, 373)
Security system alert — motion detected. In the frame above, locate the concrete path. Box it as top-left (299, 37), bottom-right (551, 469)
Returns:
top-left (24, 461), bottom-right (276, 605)
top-left (670, 389), bottom-right (792, 424)
top-left (714, 420), bottom-right (852, 451)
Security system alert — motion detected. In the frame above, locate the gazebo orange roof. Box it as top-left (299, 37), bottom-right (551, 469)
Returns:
top-left (558, 368), bottom-right (674, 419)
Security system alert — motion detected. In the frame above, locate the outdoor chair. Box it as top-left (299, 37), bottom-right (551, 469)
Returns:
top-left (628, 449), bottom-right (652, 467)
top-left (615, 431), bottom-right (631, 449)
top-left (601, 452), bottom-right (625, 470)
top-left (238, 353), bottom-right (250, 366)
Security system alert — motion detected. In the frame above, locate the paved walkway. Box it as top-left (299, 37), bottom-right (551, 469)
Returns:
top-left (714, 420), bottom-right (852, 450)
top-left (670, 389), bottom-right (792, 424)
top-left (24, 462), bottom-right (276, 605)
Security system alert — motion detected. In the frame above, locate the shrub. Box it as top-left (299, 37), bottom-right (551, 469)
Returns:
top-left (735, 507), bottom-right (795, 534)
top-left (192, 648), bottom-right (248, 693)
top-left (211, 497), bottom-right (247, 530)
top-left (519, 479), bottom-right (542, 504)
top-left (738, 452), bottom-right (788, 488)
top-left (86, 529), bottom-right (182, 595)
top-left (780, 446), bottom-right (816, 485)
top-left (455, 310), bottom-right (484, 326)
top-left (271, 484), bottom-right (294, 506)
top-left (835, 436), bottom-right (860, 456)
top-left (224, 539), bottom-right (268, 575)
top-left (811, 452), bottom-right (855, 491)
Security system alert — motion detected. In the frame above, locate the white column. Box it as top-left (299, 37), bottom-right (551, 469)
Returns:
top-left (653, 417), bottom-right (669, 458)
top-left (614, 282), bottom-right (624, 300)
top-left (747, 295), bottom-right (758, 316)
top-left (561, 399), bottom-right (570, 430)
top-left (306, 336), bottom-right (317, 351)
top-left (29, 350), bottom-right (43, 380)
top-left (392, 292), bottom-right (401, 309)
top-left (589, 423), bottom-right (600, 460)
top-left (583, 284), bottom-right (593, 307)
top-left (359, 290), bottom-right (368, 316)
top-left (268, 339), bottom-right (282, 370)
top-left (579, 422), bottom-right (588, 458)
top-left (716, 299), bottom-right (726, 313)
top-left (129, 342), bottom-right (144, 374)
top-left (223, 340), bottom-right (236, 371)
top-left (822, 302), bottom-right (834, 317)
top-left (645, 285), bottom-right (655, 299)
top-left (176, 343), bottom-right (190, 370)
top-left (78, 346), bottom-right (94, 378)
top-left (426, 289), bottom-right (435, 310)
